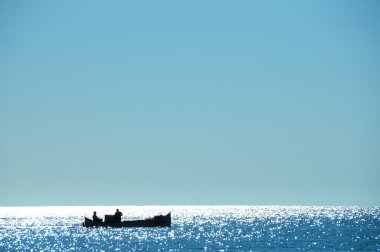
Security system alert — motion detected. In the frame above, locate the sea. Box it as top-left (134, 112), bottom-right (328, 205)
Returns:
top-left (0, 206), bottom-right (379, 251)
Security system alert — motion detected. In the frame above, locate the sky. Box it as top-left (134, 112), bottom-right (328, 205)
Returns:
top-left (1, 1), bottom-right (379, 206)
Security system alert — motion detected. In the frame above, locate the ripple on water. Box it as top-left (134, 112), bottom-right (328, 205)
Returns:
top-left (0, 206), bottom-right (379, 251)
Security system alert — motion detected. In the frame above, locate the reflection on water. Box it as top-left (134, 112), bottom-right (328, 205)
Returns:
top-left (1, 206), bottom-right (379, 251)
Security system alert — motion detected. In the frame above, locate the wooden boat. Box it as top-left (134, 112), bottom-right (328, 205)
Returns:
top-left (83, 212), bottom-right (171, 228)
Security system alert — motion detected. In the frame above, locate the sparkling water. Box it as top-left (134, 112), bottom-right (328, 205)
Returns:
top-left (0, 206), bottom-right (379, 251)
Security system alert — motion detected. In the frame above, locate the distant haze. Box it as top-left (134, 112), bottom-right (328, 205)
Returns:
top-left (1, 1), bottom-right (379, 206)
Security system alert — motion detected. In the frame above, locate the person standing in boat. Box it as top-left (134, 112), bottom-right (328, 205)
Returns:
top-left (115, 209), bottom-right (123, 222)
top-left (92, 211), bottom-right (102, 223)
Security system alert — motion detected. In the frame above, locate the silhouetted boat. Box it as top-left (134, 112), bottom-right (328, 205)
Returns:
top-left (82, 212), bottom-right (171, 227)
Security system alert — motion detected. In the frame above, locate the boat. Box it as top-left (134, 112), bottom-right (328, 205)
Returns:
top-left (82, 212), bottom-right (171, 228)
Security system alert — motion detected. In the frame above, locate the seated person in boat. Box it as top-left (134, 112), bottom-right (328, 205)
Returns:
top-left (115, 209), bottom-right (123, 222)
top-left (92, 211), bottom-right (103, 223)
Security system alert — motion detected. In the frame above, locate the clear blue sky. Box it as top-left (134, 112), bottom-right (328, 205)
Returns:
top-left (1, 1), bottom-right (379, 206)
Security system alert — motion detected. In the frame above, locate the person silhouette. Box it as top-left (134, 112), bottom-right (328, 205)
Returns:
top-left (115, 209), bottom-right (123, 222)
top-left (92, 211), bottom-right (102, 223)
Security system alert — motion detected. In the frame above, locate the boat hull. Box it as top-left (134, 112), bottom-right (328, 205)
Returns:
top-left (83, 212), bottom-right (171, 228)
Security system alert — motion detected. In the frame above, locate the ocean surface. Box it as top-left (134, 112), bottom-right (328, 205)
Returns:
top-left (0, 206), bottom-right (379, 251)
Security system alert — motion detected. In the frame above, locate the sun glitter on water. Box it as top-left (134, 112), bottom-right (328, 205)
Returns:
top-left (1, 206), bottom-right (379, 251)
